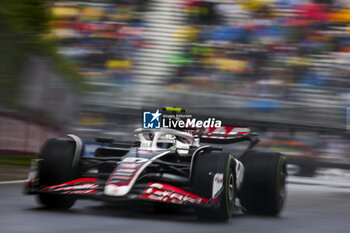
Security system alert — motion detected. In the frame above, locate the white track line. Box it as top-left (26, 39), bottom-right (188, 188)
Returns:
top-left (287, 177), bottom-right (350, 188)
top-left (0, 179), bottom-right (27, 185)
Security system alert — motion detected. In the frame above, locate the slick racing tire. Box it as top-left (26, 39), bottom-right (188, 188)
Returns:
top-left (239, 151), bottom-right (287, 215)
top-left (192, 151), bottom-right (235, 221)
top-left (38, 138), bottom-right (81, 209)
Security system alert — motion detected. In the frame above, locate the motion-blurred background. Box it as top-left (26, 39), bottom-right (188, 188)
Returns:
top-left (1, 0), bottom-right (350, 181)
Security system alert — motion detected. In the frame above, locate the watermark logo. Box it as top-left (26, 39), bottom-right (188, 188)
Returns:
top-left (143, 109), bottom-right (162, 129)
top-left (142, 108), bottom-right (222, 129)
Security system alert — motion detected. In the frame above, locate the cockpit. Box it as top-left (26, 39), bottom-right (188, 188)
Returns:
top-left (135, 128), bottom-right (199, 153)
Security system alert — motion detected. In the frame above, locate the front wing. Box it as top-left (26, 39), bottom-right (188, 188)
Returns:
top-left (24, 176), bottom-right (218, 207)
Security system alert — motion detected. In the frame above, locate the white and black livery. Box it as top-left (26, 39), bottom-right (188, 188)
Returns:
top-left (24, 120), bottom-right (287, 221)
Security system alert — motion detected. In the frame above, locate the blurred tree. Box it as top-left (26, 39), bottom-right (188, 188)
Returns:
top-left (0, 0), bottom-right (84, 108)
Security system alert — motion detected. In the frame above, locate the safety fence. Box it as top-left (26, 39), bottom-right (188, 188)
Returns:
top-left (0, 111), bottom-right (63, 155)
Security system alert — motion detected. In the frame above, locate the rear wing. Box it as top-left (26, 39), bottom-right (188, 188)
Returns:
top-left (159, 107), bottom-right (259, 147)
top-left (190, 126), bottom-right (259, 148)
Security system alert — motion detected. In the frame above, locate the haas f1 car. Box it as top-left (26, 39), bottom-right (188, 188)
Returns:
top-left (24, 125), bottom-right (287, 221)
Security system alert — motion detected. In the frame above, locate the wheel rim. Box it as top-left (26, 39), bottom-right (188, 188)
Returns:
top-left (228, 172), bottom-right (234, 201)
top-left (278, 165), bottom-right (286, 206)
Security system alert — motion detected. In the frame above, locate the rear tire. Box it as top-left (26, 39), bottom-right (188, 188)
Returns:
top-left (192, 151), bottom-right (235, 221)
top-left (38, 138), bottom-right (80, 209)
top-left (239, 151), bottom-right (287, 215)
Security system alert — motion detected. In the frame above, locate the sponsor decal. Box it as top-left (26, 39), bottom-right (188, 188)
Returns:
top-left (117, 169), bottom-right (136, 173)
top-left (212, 173), bottom-right (224, 198)
top-left (122, 157), bottom-right (149, 163)
top-left (119, 163), bottom-right (140, 169)
top-left (114, 172), bottom-right (134, 177)
top-left (108, 163), bottom-right (141, 186)
top-left (140, 183), bottom-right (209, 205)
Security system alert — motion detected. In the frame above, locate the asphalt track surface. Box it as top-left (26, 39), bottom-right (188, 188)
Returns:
top-left (0, 182), bottom-right (349, 233)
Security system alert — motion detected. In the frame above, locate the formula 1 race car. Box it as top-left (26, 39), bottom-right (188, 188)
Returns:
top-left (24, 124), bottom-right (287, 221)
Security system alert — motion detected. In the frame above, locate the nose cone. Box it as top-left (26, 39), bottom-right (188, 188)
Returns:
top-left (104, 184), bottom-right (130, 196)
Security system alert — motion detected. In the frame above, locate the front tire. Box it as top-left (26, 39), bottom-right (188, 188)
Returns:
top-left (38, 138), bottom-right (80, 209)
top-left (192, 151), bottom-right (235, 221)
top-left (239, 151), bottom-right (287, 215)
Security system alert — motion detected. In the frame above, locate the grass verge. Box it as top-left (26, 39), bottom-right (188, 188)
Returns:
top-left (0, 155), bottom-right (37, 166)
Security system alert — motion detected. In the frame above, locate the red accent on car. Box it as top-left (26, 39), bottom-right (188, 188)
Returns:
top-left (140, 182), bottom-right (209, 204)
top-left (62, 189), bottom-right (97, 194)
top-left (192, 126), bottom-right (250, 138)
top-left (43, 178), bottom-right (97, 189)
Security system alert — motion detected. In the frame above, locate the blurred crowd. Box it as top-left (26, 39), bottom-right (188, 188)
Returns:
top-left (168, 0), bottom-right (350, 109)
top-left (46, 0), bottom-right (350, 110)
top-left (46, 0), bottom-right (148, 84)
